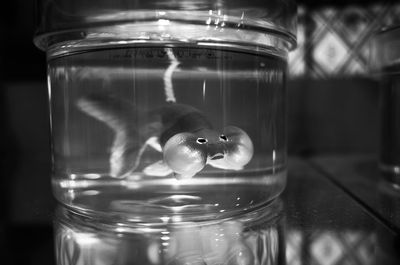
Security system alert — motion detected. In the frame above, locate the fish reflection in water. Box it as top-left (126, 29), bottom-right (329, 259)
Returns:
top-left (76, 48), bottom-right (253, 179)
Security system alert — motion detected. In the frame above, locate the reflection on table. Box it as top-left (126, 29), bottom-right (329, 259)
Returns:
top-left (54, 200), bottom-right (284, 265)
top-left (5, 158), bottom-right (400, 265)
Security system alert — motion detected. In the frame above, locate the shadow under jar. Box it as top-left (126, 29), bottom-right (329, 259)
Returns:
top-left (34, 0), bottom-right (297, 222)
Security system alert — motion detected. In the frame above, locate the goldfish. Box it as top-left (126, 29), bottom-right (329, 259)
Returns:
top-left (77, 94), bottom-right (253, 179)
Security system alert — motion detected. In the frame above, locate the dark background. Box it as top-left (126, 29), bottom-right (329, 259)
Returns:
top-left (0, 0), bottom-right (398, 264)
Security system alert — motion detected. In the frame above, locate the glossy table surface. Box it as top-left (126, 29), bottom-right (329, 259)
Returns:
top-left (3, 157), bottom-right (400, 265)
top-left (311, 155), bottom-right (400, 233)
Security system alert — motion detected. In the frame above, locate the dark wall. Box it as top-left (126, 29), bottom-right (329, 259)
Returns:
top-left (288, 77), bottom-right (379, 156)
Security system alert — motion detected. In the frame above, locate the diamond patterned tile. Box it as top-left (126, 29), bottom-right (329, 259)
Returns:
top-left (357, 40), bottom-right (372, 66)
top-left (340, 231), bottom-right (362, 247)
top-left (288, 3), bottom-right (400, 78)
top-left (310, 10), bottom-right (338, 41)
top-left (354, 234), bottom-right (376, 265)
top-left (313, 30), bottom-right (349, 74)
top-left (289, 22), bottom-right (306, 76)
top-left (311, 232), bottom-right (344, 265)
top-left (286, 230), bottom-right (303, 265)
top-left (285, 229), bottom-right (378, 265)
top-left (289, 6), bottom-right (306, 77)
top-left (342, 58), bottom-right (365, 75)
top-left (335, 8), bottom-right (372, 45)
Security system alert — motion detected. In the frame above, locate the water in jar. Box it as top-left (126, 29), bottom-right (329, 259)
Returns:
top-left (48, 44), bottom-right (287, 220)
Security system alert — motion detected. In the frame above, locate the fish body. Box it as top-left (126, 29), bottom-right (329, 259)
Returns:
top-left (155, 102), bottom-right (214, 146)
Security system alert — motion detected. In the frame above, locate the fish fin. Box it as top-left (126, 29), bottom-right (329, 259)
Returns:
top-left (174, 172), bottom-right (197, 180)
top-left (208, 159), bottom-right (243, 171)
top-left (77, 95), bottom-right (142, 178)
top-left (145, 136), bottom-right (162, 153)
top-left (143, 160), bottom-right (173, 177)
top-left (76, 94), bottom-right (136, 131)
top-left (110, 134), bottom-right (141, 178)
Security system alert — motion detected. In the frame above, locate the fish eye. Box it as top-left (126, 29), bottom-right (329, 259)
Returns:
top-left (219, 135), bottom-right (228, 141)
top-left (196, 138), bottom-right (208, 144)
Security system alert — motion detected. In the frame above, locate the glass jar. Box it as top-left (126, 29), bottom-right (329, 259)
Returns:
top-left (34, 0), bottom-right (297, 221)
top-left (371, 25), bottom-right (400, 186)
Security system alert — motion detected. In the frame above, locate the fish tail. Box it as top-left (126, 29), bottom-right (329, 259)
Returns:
top-left (76, 94), bottom-right (141, 178)
top-left (110, 134), bottom-right (141, 178)
top-left (76, 94), bottom-right (135, 131)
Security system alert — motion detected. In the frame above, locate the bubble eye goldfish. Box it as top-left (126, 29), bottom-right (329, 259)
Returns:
top-left (163, 126), bottom-right (253, 179)
top-left (77, 94), bottom-right (253, 179)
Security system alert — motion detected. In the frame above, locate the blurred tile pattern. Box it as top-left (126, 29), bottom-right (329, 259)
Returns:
top-left (286, 230), bottom-right (376, 265)
top-left (289, 3), bottom-right (400, 77)
top-left (288, 7), bottom-right (306, 76)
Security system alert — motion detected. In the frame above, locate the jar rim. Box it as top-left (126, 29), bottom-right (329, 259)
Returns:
top-left (34, 0), bottom-right (297, 51)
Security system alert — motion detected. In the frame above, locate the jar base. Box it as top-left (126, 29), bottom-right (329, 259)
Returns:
top-left (53, 169), bottom-right (286, 223)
